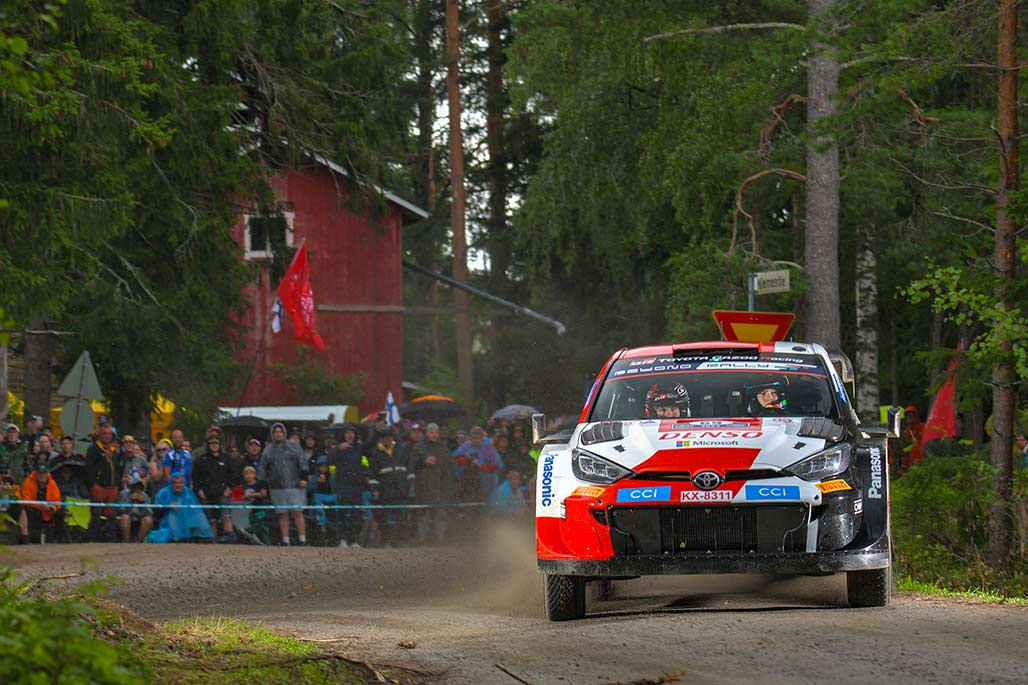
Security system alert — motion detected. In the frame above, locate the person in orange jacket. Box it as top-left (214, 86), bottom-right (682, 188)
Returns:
top-left (19, 461), bottom-right (64, 543)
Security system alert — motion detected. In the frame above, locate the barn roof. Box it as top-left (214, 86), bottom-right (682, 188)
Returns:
top-left (310, 154), bottom-right (430, 221)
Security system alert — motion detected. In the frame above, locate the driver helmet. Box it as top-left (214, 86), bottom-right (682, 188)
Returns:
top-left (751, 381), bottom-right (787, 412)
top-left (645, 382), bottom-right (691, 418)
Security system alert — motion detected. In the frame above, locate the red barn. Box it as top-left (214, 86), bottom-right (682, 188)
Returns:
top-left (230, 157), bottom-right (429, 416)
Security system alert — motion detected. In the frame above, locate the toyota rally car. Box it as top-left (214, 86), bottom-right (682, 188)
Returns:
top-left (533, 340), bottom-right (898, 621)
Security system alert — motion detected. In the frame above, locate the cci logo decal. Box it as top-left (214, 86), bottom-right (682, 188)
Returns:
top-left (616, 486), bottom-right (672, 503)
top-left (745, 485), bottom-right (801, 500)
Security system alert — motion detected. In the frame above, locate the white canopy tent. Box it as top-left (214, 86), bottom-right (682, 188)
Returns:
top-left (216, 405), bottom-right (359, 424)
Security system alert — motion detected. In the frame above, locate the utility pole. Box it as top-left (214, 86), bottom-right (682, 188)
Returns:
top-left (987, 0), bottom-right (1019, 570)
top-left (446, 0), bottom-right (474, 418)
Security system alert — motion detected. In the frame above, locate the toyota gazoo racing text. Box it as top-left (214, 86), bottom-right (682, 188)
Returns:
top-left (534, 341), bottom-right (894, 621)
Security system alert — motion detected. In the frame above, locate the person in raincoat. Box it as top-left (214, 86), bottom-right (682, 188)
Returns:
top-left (147, 471), bottom-right (213, 543)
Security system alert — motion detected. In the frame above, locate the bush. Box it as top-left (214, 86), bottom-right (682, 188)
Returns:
top-left (892, 453), bottom-right (1028, 597)
top-left (0, 565), bottom-right (146, 684)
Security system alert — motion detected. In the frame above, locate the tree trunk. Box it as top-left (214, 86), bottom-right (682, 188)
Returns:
top-left (23, 316), bottom-right (54, 426)
top-left (485, 0), bottom-right (510, 289)
top-left (0, 342), bottom-right (7, 419)
top-left (854, 223), bottom-right (879, 421)
top-left (446, 0), bottom-right (474, 418)
top-left (803, 0), bottom-right (841, 350)
top-left (987, 0), bottom-right (1019, 571)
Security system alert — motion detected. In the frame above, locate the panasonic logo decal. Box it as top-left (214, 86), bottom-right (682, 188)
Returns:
top-left (540, 454), bottom-right (555, 506)
top-left (868, 447), bottom-right (883, 499)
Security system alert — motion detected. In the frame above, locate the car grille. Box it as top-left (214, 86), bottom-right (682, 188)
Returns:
top-left (609, 505), bottom-right (808, 555)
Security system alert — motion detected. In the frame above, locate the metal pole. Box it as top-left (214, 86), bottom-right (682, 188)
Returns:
top-left (402, 259), bottom-right (567, 335)
top-left (747, 273), bottom-right (756, 312)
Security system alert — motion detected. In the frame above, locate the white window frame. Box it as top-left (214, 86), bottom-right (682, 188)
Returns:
top-left (244, 210), bottom-right (295, 260)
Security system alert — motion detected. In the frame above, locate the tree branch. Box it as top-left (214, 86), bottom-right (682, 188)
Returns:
top-left (890, 157), bottom-right (997, 195)
top-left (759, 94), bottom-right (804, 159)
top-left (731, 169), bottom-right (807, 257)
top-left (898, 89), bottom-right (940, 127)
top-left (932, 209), bottom-right (994, 234)
top-left (643, 22), bottom-right (805, 43)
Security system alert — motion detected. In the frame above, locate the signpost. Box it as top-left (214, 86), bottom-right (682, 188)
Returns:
top-left (747, 269), bottom-right (791, 311)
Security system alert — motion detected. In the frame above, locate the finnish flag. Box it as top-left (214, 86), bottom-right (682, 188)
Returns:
top-left (271, 297), bottom-right (283, 334)
top-left (385, 392), bottom-right (401, 426)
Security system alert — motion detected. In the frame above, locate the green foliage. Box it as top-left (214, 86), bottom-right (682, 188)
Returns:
top-left (892, 455), bottom-right (1028, 597)
top-left (271, 347), bottom-right (365, 406)
top-left (0, 564), bottom-right (146, 684)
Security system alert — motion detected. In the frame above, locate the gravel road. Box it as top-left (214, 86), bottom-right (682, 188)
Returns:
top-left (11, 523), bottom-right (1028, 684)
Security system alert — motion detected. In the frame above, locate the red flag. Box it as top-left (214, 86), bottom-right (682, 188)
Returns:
top-left (276, 241), bottom-right (326, 350)
top-left (921, 356), bottom-right (958, 447)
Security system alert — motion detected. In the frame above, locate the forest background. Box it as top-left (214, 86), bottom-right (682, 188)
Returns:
top-left (1, 0), bottom-right (1027, 589)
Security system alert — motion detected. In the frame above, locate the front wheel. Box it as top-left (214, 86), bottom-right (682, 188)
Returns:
top-left (847, 567), bottom-right (891, 607)
top-left (544, 574), bottom-right (586, 621)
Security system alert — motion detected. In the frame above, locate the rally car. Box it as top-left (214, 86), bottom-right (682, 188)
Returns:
top-left (533, 340), bottom-right (896, 621)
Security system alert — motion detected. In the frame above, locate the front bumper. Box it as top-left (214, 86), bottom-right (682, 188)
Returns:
top-left (538, 549), bottom-right (890, 577)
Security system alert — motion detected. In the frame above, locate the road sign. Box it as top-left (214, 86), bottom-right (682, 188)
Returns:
top-left (753, 270), bottom-right (791, 295)
top-left (713, 310), bottom-right (795, 342)
top-left (57, 351), bottom-right (103, 400)
top-left (60, 398), bottom-right (94, 438)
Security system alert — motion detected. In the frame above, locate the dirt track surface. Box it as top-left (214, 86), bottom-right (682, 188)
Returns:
top-left (11, 525), bottom-right (1028, 684)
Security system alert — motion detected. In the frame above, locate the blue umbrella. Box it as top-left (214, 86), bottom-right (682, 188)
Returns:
top-left (491, 404), bottom-right (540, 420)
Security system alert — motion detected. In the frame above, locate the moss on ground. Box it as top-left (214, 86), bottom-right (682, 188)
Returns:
top-left (94, 605), bottom-right (369, 684)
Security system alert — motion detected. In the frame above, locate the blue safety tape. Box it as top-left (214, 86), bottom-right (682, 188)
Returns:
top-left (0, 499), bottom-right (486, 511)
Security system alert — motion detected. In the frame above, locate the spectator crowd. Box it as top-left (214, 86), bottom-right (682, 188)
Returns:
top-left (0, 410), bottom-right (539, 547)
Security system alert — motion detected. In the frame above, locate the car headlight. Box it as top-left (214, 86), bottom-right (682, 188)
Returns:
top-left (785, 444), bottom-right (851, 481)
top-left (571, 448), bottom-right (633, 484)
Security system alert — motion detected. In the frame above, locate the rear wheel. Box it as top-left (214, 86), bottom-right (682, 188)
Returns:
top-left (544, 574), bottom-right (586, 621)
top-left (847, 567), bottom-right (891, 607)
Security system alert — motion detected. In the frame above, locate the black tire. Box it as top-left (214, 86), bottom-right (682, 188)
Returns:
top-left (847, 567), bottom-right (892, 607)
top-left (544, 574), bottom-right (586, 621)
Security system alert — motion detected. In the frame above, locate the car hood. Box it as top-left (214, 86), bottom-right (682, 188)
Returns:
top-left (575, 417), bottom-right (837, 475)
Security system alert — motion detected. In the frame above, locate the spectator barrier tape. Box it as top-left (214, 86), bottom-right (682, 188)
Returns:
top-left (0, 499), bottom-right (486, 510)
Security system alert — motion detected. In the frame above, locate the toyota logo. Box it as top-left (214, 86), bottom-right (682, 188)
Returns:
top-left (692, 471), bottom-right (722, 490)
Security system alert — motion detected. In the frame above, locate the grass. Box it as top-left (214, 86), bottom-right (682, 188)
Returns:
top-left (94, 607), bottom-right (369, 685)
top-left (896, 576), bottom-right (1028, 606)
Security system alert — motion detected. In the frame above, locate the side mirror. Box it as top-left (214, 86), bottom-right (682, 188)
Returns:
top-left (828, 350), bottom-right (856, 402)
top-left (531, 413), bottom-right (547, 445)
top-left (532, 413), bottom-right (573, 446)
top-left (861, 406), bottom-right (901, 440)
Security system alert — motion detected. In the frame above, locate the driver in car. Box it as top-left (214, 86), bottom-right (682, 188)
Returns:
top-left (645, 382), bottom-right (691, 418)
top-left (752, 384), bottom-right (788, 415)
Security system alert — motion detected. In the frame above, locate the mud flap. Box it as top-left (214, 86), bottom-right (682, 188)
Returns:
top-left (849, 437), bottom-right (890, 552)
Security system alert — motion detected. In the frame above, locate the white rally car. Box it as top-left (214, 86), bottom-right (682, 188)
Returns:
top-left (534, 340), bottom-right (896, 621)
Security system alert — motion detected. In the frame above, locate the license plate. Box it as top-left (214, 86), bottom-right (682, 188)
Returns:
top-left (680, 490), bottom-right (733, 503)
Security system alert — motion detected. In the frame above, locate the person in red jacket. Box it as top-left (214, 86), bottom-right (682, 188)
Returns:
top-left (18, 461), bottom-right (64, 543)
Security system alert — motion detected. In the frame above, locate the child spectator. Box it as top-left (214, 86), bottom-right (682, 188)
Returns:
top-left (307, 455), bottom-right (336, 529)
top-left (489, 469), bottom-right (527, 513)
top-left (121, 436), bottom-right (150, 488)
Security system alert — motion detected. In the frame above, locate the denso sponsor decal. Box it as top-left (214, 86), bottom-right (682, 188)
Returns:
top-left (659, 430), bottom-right (762, 440)
top-left (868, 447), bottom-right (883, 499)
top-left (745, 485), bottom-right (801, 500)
top-left (540, 454), bottom-right (556, 506)
top-left (616, 486), bottom-right (672, 503)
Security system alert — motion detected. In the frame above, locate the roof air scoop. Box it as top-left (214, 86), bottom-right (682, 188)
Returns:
top-left (580, 421), bottom-right (624, 445)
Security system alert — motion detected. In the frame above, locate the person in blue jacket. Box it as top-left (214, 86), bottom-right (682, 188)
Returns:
top-left (147, 471), bottom-right (213, 543)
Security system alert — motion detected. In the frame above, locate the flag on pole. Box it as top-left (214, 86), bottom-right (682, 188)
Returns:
top-left (922, 356), bottom-right (958, 447)
top-left (276, 241), bottom-right (325, 350)
top-left (385, 392), bottom-right (401, 426)
top-left (271, 298), bottom-right (283, 334)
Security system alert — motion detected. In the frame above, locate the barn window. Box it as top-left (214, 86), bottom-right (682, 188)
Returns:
top-left (245, 211), bottom-right (294, 260)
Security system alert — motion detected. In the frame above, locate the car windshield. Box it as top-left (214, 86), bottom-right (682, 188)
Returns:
top-left (588, 352), bottom-right (840, 422)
